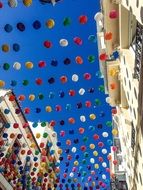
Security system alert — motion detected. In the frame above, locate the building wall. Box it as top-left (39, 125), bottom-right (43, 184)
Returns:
top-left (119, 49), bottom-right (139, 131)
top-left (121, 0), bottom-right (143, 25)
top-left (109, 108), bottom-right (133, 189)
top-left (101, 0), bottom-right (120, 55)
top-left (95, 0), bottom-right (143, 190)
top-left (0, 174), bottom-right (13, 190)
top-left (0, 90), bottom-right (41, 189)
top-left (0, 90), bottom-right (59, 190)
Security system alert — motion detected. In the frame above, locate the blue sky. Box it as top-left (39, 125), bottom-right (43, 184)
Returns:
top-left (0, 0), bottom-right (112, 189)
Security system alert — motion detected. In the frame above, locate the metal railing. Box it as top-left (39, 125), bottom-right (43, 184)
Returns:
top-left (114, 137), bottom-right (122, 153)
top-left (110, 175), bottom-right (128, 190)
top-left (133, 22), bottom-right (143, 80)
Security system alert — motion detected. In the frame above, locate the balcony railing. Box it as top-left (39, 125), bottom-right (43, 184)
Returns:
top-left (110, 174), bottom-right (128, 190)
top-left (112, 118), bottom-right (119, 130)
top-left (133, 22), bottom-right (143, 80)
top-left (114, 137), bottom-right (122, 153)
top-left (110, 180), bottom-right (128, 190)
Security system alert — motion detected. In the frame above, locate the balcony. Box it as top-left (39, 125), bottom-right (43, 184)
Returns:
top-left (112, 117), bottom-right (119, 131)
top-left (114, 137), bottom-right (122, 153)
top-left (119, 4), bottom-right (137, 49)
top-left (119, 4), bottom-right (129, 48)
top-left (112, 148), bottom-right (124, 173)
top-left (110, 136), bottom-right (125, 174)
top-left (106, 59), bottom-right (121, 106)
top-left (96, 32), bottom-right (109, 90)
top-left (133, 21), bottom-right (143, 80)
top-left (101, 0), bottom-right (120, 55)
top-left (110, 174), bottom-right (128, 190)
top-left (95, 13), bottom-right (107, 80)
top-left (120, 83), bottom-right (129, 109)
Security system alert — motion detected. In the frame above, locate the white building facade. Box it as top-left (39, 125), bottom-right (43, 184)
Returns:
top-left (0, 89), bottom-right (59, 190)
top-left (95, 0), bottom-right (143, 190)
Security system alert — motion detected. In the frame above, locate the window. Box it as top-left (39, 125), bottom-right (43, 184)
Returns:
top-left (133, 108), bottom-right (136, 119)
top-left (140, 7), bottom-right (143, 24)
top-left (135, 170), bottom-right (139, 182)
top-left (130, 106), bottom-right (132, 113)
top-left (131, 122), bottom-right (135, 150)
top-left (126, 68), bottom-right (129, 78)
top-left (123, 56), bottom-right (126, 65)
top-left (136, 0), bottom-right (139, 8)
top-left (139, 173), bottom-right (143, 185)
top-left (124, 77), bottom-right (126, 86)
top-left (134, 88), bottom-right (137, 99)
top-left (129, 81), bottom-right (131, 90)
top-left (126, 0), bottom-right (129, 6)
top-left (127, 92), bottom-right (130, 100)
top-left (130, 7), bottom-right (133, 14)
top-left (138, 144), bottom-right (142, 157)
